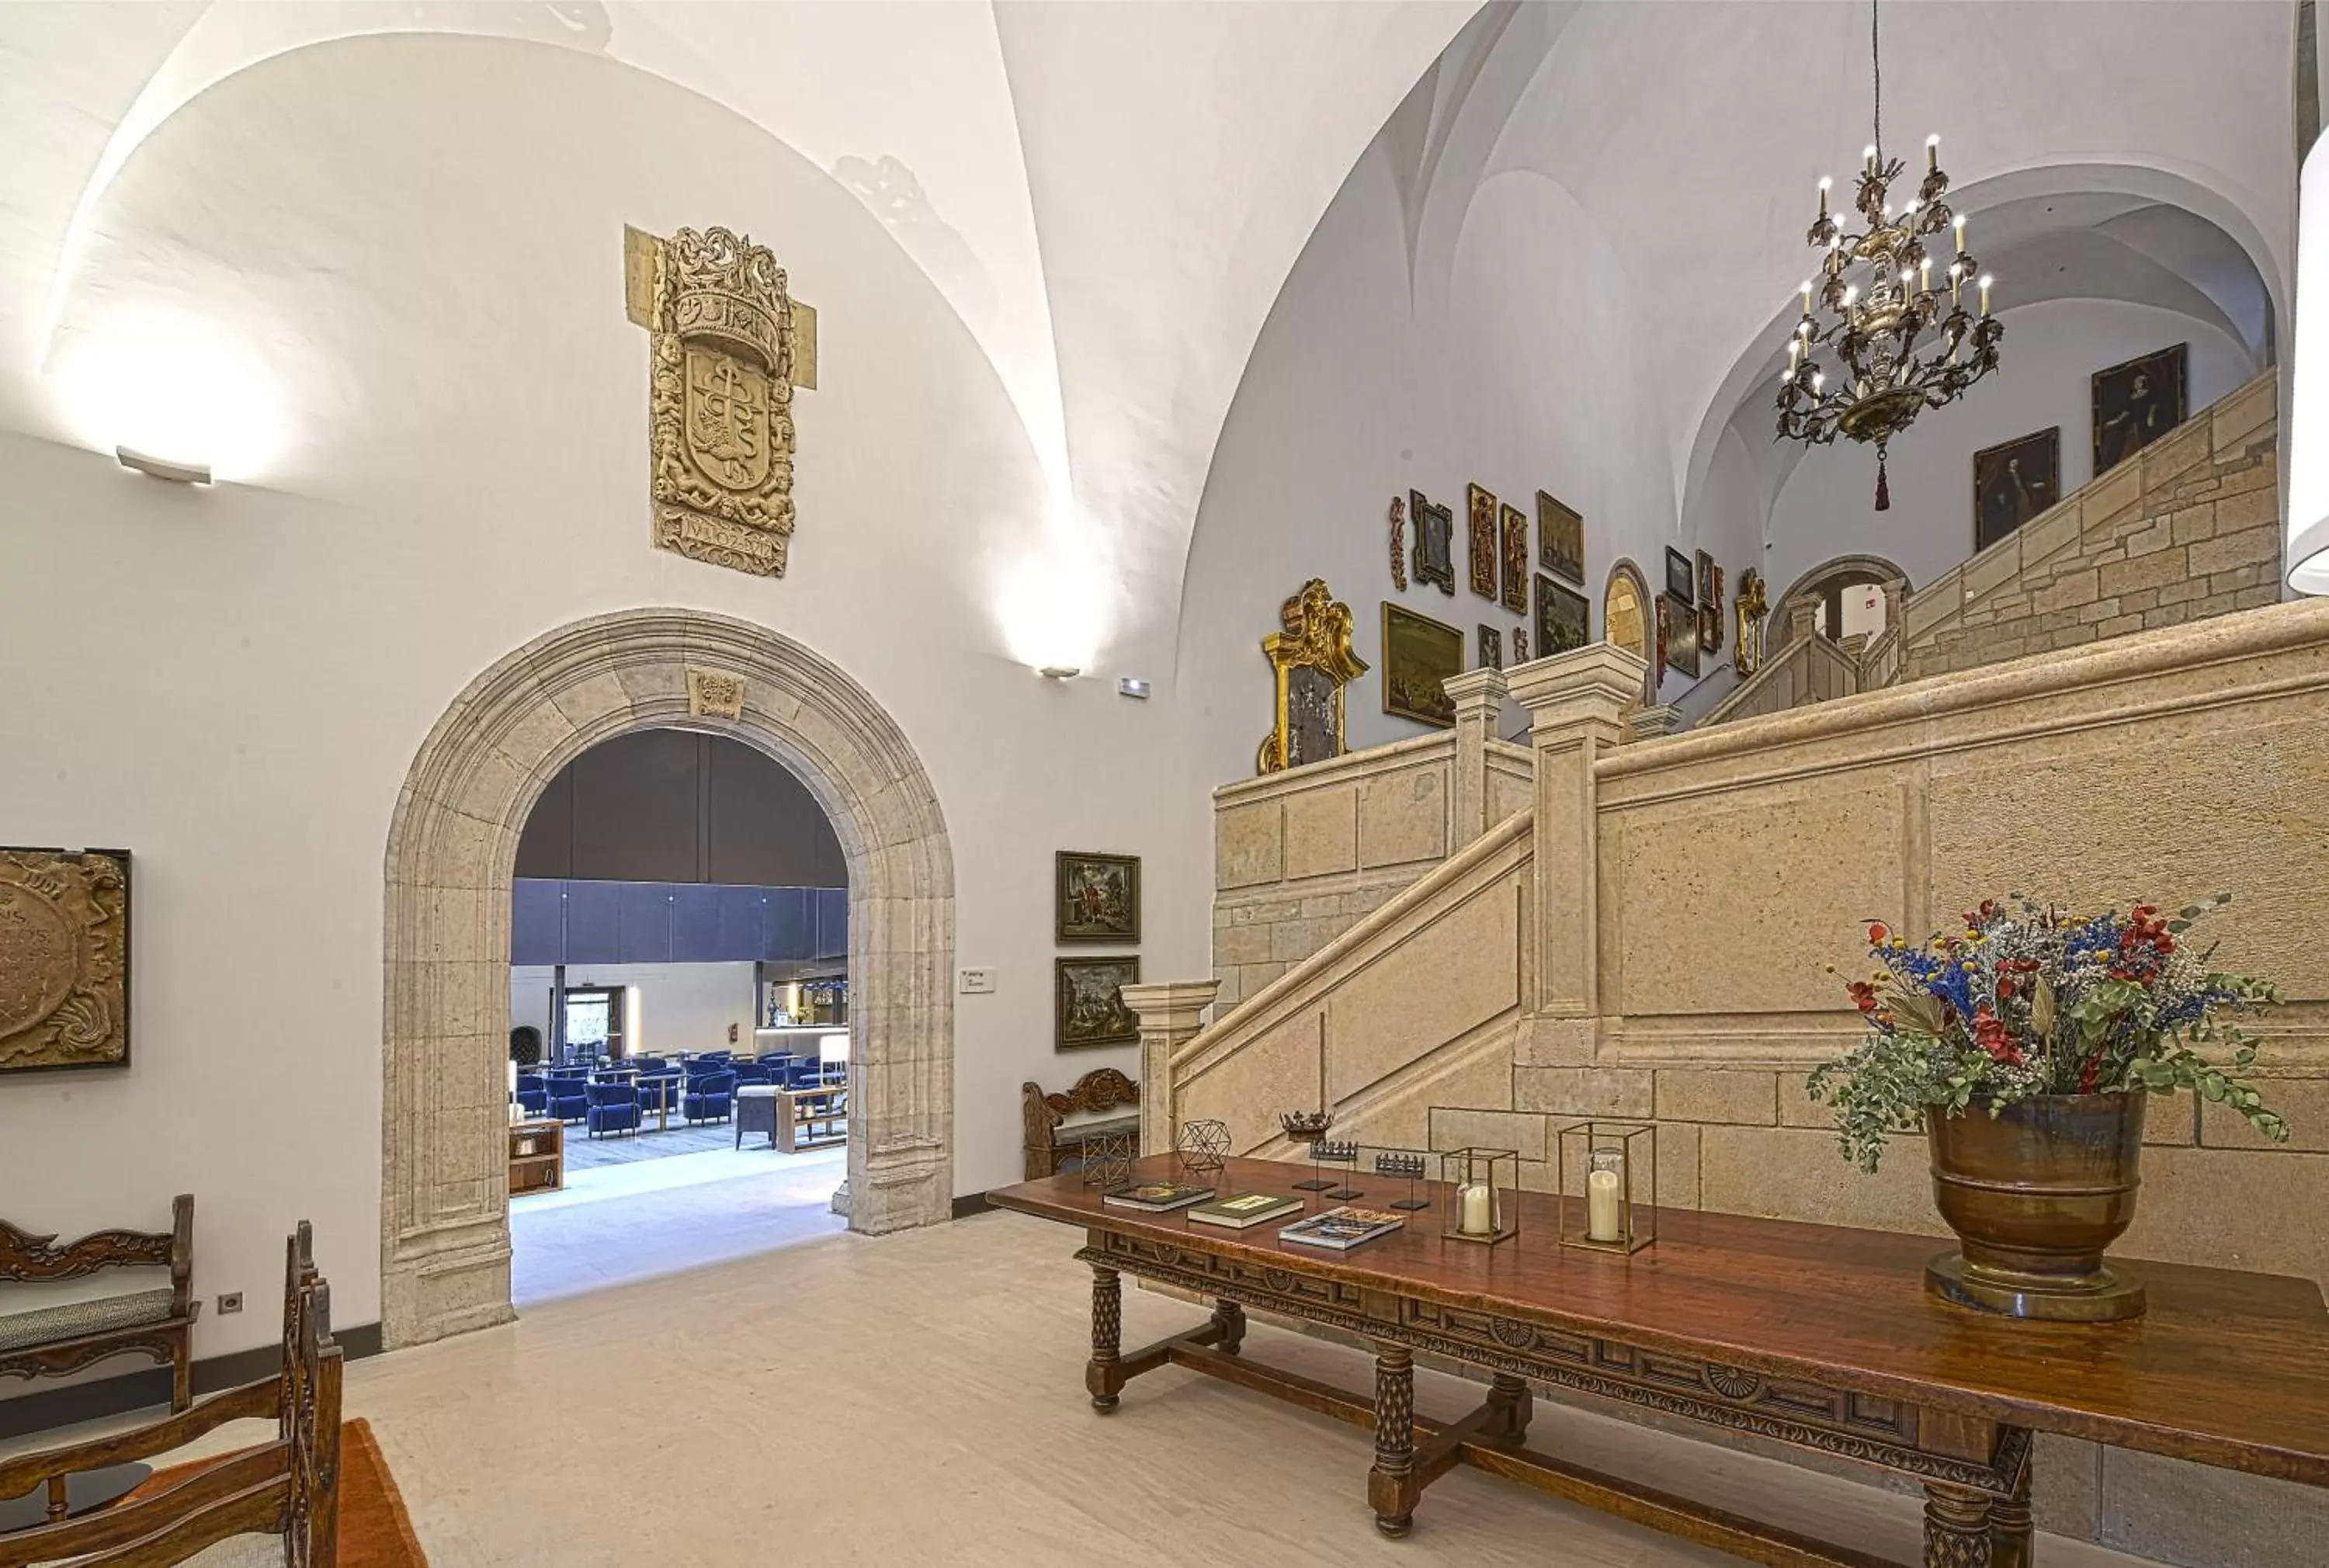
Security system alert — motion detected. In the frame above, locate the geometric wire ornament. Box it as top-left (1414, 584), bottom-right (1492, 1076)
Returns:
top-left (1774, 0), bottom-right (2001, 512)
top-left (1176, 1119), bottom-right (1232, 1175)
top-left (1078, 1128), bottom-right (1137, 1190)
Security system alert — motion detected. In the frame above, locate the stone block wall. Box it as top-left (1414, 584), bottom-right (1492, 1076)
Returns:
top-left (1900, 372), bottom-right (2281, 682)
top-left (1212, 730), bottom-right (1529, 1008)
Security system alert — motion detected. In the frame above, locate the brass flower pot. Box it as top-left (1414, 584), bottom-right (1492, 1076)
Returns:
top-left (1923, 1091), bottom-right (2148, 1323)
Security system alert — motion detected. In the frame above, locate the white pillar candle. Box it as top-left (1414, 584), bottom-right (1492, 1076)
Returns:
top-left (1586, 1167), bottom-right (1624, 1243)
top-left (1459, 1181), bottom-right (1494, 1237)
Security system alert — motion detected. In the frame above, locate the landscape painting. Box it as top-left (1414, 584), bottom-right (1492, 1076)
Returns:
top-left (1381, 602), bottom-right (1463, 727)
top-left (1057, 956), bottom-right (1141, 1050)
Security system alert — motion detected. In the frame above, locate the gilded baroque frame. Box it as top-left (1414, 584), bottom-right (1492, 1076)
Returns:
top-left (1256, 578), bottom-right (1369, 775)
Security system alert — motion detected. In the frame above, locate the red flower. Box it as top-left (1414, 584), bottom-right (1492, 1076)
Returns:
top-left (1971, 1006), bottom-right (2023, 1067)
top-left (1845, 980), bottom-right (1880, 1015)
top-left (1866, 921), bottom-right (1890, 945)
top-left (1998, 977), bottom-right (2016, 1000)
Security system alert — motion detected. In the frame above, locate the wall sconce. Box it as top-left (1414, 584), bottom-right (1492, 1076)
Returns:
top-left (115, 446), bottom-right (211, 485)
top-left (1117, 677), bottom-right (1151, 700)
top-left (1037, 665), bottom-right (1080, 681)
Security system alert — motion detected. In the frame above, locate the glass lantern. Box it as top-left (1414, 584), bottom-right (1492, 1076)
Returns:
top-left (1439, 1147), bottom-right (1519, 1246)
top-left (1557, 1122), bottom-right (1655, 1254)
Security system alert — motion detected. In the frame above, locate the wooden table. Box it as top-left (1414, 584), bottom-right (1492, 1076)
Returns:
top-left (774, 1084), bottom-right (846, 1153)
top-left (991, 1156), bottom-right (2329, 1566)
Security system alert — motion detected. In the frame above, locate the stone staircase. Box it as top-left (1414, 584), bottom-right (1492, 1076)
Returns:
top-left (1706, 369), bottom-right (2280, 726)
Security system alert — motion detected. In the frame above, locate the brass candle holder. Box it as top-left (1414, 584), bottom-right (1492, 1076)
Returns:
top-left (1557, 1121), bottom-right (1656, 1254)
top-left (1439, 1147), bottom-right (1519, 1246)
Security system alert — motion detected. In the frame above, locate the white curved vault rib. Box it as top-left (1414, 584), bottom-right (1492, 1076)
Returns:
top-left (36, 0), bottom-right (1074, 505)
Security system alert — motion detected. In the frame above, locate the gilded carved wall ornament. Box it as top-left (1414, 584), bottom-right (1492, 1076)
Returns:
top-left (1256, 578), bottom-right (1369, 775)
top-left (0, 848), bottom-right (130, 1073)
top-left (1734, 569), bottom-right (1771, 678)
top-left (686, 666), bottom-right (748, 720)
top-left (625, 224), bottom-right (818, 578)
top-left (1387, 495), bottom-right (1408, 591)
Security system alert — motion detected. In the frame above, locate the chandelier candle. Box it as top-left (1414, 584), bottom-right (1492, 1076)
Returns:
top-left (1775, 0), bottom-right (2002, 509)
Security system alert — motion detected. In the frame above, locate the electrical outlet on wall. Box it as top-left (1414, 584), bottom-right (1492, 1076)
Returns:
top-left (217, 1292), bottom-right (243, 1315)
top-left (957, 967), bottom-right (996, 994)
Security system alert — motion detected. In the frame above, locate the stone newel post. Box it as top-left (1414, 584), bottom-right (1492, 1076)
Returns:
top-left (1442, 666), bottom-right (1511, 849)
top-left (1119, 980), bottom-right (1223, 1154)
top-left (1508, 644), bottom-right (1647, 1032)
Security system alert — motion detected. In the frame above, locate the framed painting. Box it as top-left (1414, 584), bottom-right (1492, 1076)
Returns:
top-left (1534, 573), bottom-right (1588, 657)
top-left (0, 848), bottom-right (130, 1074)
top-left (1478, 624), bottom-right (1503, 670)
top-left (1466, 484), bottom-right (1499, 600)
top-left (2091, 344), bottom-right (2187, 474)
top-left (1057, 956), bottom-right (1141, 1050)
top-left (1538, 491), bottom-right (1584, 584)
top-left (1664, 546), bottom-right (1694, 604)
top-left (1056, 851), bottom-right (1140, 944)
top-left (1663, 591), bottom-right (1701, 678)
top-left (1381, 602), bottom-right (1463, 727)
top-left (1410, 489), bottom-right (1456, 595)
top-left (1654, 588), bottom-right (1669, 678)
top-left (1974, 427), bottom-right (2061, 552)
top-left (1705, 563), bottom-right (1726, 653)
top-left (1694, 550), bottom-right (1715, 610)
top-left (1512, 626), bottom-right (1528, 664)
top-left (1499, 504), bottom-right (1529, 613)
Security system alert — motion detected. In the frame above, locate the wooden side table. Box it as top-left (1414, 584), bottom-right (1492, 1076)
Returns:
top-left (776, 1085), bottom-right (848, 1153)
top-left (508, 1118), bottom-right (565, 1195)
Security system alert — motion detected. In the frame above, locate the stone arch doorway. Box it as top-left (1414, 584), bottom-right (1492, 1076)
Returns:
top-left (1602, 559), bottom-right (1654, 703)
top-left (379, 608), bottom-right (954, 1348)
top-left (1775, 553), bottom-right (1912, 643)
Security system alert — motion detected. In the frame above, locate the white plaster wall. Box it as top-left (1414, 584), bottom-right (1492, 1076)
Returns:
top-left (0, 38), bottom-right (1207, 1364)
top-left (1762, 298), bottom-right (2258, 599)
top-left (507, 963), bottom-right (758, 1061)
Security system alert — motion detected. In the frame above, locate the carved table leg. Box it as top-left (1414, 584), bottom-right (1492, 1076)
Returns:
top-left (1367, 1343), bottom-right (1419, 1536)
top-left (1485, 1371), bottom-right (1534, 1447)
top-left (1923, 1481), bottom-right (1997, 1568)
top-left (1211, 1299), bottom-right (1247, 1357)
top-left (1991, 1448), bottom-right (2033, 1568)
top-left (1085, 1264), bottom-right (1123, 1412)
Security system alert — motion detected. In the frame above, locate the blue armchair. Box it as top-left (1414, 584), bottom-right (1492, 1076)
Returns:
top-left (783, 1059), bottom-right (829, 1090)
top-left (515, 1072), bottom-right (548, 1119)
top-left (631, 1056), bottom-right (670, 1077)
top-left (544, 1070), bottom-right (590, 1123)
top-left (683, 1070), bottom-right (737, 1126)
top-left (731, 1060), bottom-right (772, 1087)
top-left (585, 1081), bottom-right (642, 1139)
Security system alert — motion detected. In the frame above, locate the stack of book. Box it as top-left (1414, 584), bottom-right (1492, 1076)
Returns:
top-left (1102, 1180), bottom-right (1216, 1213)
top-left (1185, 1192), bottom-right (1305, 1230)
top-left (1279, 1205), bottom-right (1407, 1251)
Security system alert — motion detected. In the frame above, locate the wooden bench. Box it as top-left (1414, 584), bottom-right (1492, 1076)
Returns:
top-left (0, 1220), bottom-right (341, 1567)
top-left (0, 1195), bottom-right (193, 1414)
top-left (1021, 1069), bottom-right (1139, 1181)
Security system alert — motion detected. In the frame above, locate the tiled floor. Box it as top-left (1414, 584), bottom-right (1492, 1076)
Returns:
top-left (20, 1210), bottom-right (2160, 1568)
top-left (509, 1143), bottom-right (846, 1304)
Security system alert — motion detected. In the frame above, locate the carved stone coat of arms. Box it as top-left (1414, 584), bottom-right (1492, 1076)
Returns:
top-left (0, 848), bottom-right (130, 1073)
top-left (627, 224), bottom-right (818, 578)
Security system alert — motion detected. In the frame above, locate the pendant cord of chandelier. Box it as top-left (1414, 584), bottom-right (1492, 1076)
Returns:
top-left (1869, 0), bottom-right (1883, 170)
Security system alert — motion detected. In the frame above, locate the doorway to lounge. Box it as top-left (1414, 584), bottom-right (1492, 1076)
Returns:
top-left (380, 609), bottom-right (956, 1351)
top-left (505, 727), bottom-right (853, 1305)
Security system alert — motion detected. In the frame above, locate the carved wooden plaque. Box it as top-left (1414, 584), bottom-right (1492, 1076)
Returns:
top-left (627, 224), bottom-right (814, 578)
top-left (0, 848), bottom-right (130, 1073)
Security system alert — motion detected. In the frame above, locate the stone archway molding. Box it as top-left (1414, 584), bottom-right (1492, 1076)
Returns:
top-left (380, 608), bottom-right (955, 1349)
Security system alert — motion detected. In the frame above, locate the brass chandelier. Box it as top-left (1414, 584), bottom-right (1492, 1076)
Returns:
top-left (1775, 1), bottom-right (2001, 509)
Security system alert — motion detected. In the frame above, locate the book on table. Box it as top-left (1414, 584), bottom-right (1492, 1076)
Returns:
top-left (1102, 1180), bottom-right (1217, 1213)
top-left (1185, 1192), bottom-right (1306, 1230)
top-left (1278, 1205), bottom-right (1407, 1251)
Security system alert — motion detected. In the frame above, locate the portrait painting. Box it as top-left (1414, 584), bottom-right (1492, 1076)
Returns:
top-left (2091, 344), bottom-right (2187, 474)
top-left (1662, 592), bottom-right (1700, 678)
top-left (1409, 489), bottom-right (1456, 595)
top-left (1478, 625), bottom-right (1503, 671)
top-left (1664, 546), bottom-right (1695, 604)
top-left (1973, 427), bottom-right (2061, 553)
top-left (1056, 851), bottom-right (1140, 944)
top-left (1695, 549), bottom-right (1716, 609)
top-left (1705, 564), bottom-right (1726, 653)
top-left (1466, 484), bottom-right (1499, 600)
top-left (1538, 491), bottom-right (1584, 584)
top-left (1381, 602), bottom-right (1464, 727)
top-left (1500, 504), bottom-right (1529, 612)
top-left (1057, 956), bottom-right (1141, 1050)
top-left (1535, 573), bottom-right (1589, 657)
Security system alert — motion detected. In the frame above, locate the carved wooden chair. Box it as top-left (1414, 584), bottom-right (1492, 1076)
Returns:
top-left (0, 1220), bottom-right (342, 1566)
top-left (0, 1195), bottom-right (193, 1413)
top-left (1022, 1068), bottom-right (1140, 1180)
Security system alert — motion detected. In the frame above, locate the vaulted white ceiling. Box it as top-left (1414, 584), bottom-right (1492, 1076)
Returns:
top-left (0, 0), bottom-right (1473, 665)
